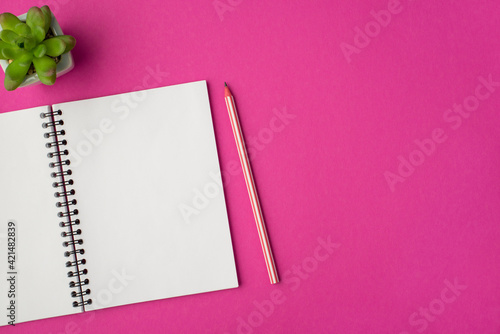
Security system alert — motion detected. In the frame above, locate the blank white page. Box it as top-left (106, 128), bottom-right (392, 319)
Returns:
top-left (0, 106), bottom-right (80, 325)
top-left (52, 81), bottom-right (238, 310)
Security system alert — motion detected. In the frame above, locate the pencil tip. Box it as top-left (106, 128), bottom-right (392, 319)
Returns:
top-left (224, 82), bottom-right (227, 87)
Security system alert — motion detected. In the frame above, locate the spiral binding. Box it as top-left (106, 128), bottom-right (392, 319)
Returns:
top-left (41, 108), bottom-right (92, 310)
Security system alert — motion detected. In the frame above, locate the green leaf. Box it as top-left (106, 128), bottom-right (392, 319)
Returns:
top-left (50, 35), bottom-right (76, 54)
top-left (0, 41), bottom-right (9, 59)
top-left (42, 37), bottom-right (66, 57)
top-left (26, 7), bottom-right (46, 32)
top-left (4, 51), bottom-right (33, 91)
top-left (20, 36), bottom-right (37, 51)
top-left (0, 46), bottom-right (11, 59)
top-left (0, 30), bottom-right (20, 44)
top-left (31, 25), bottom-right (45, 44)
top-left (26, 6), bottom-right (45, 44)
top-left (40, 6), bottom-right (52, 34)
top-left (0, 44), bottom-right (23, 60)
top-left (0, 40), bottom-right (14, 58)
top-left (33, 44), bottom-right (47, 58)
top-left (0, 13), bottom-right (22, 31)
top-left (33, 55), bottom-right (56, 86)
top-left (14, 23), bottom-right (31, 37)
top-left (16, 51), bottom-right (33, 66)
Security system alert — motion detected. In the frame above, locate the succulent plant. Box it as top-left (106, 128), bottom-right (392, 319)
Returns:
top-left (0, 6), bottom-right (75, 91)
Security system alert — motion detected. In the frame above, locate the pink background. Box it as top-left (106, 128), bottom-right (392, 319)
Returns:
top-left (1, 1), bottom-right (500, 333)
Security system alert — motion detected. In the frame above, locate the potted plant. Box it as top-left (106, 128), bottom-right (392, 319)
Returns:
top-left (0, 5), bottom-right (75, 91)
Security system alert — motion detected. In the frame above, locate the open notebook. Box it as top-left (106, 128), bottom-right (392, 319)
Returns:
top-left (0, 81), bottom-right (238, 326)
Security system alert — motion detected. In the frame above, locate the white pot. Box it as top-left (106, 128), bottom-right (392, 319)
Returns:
top-left (0, 12), bottom-right (74, 88)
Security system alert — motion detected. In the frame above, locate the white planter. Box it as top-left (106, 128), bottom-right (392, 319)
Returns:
top-left (0, 12), bottom-right (74, 88)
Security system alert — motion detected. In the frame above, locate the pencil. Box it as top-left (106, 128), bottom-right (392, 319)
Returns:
top-left (224, 82), bottom-right (279, 284)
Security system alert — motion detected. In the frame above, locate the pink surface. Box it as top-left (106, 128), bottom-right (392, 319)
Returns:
top-left (1, 1), bottom-right (500, 333)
